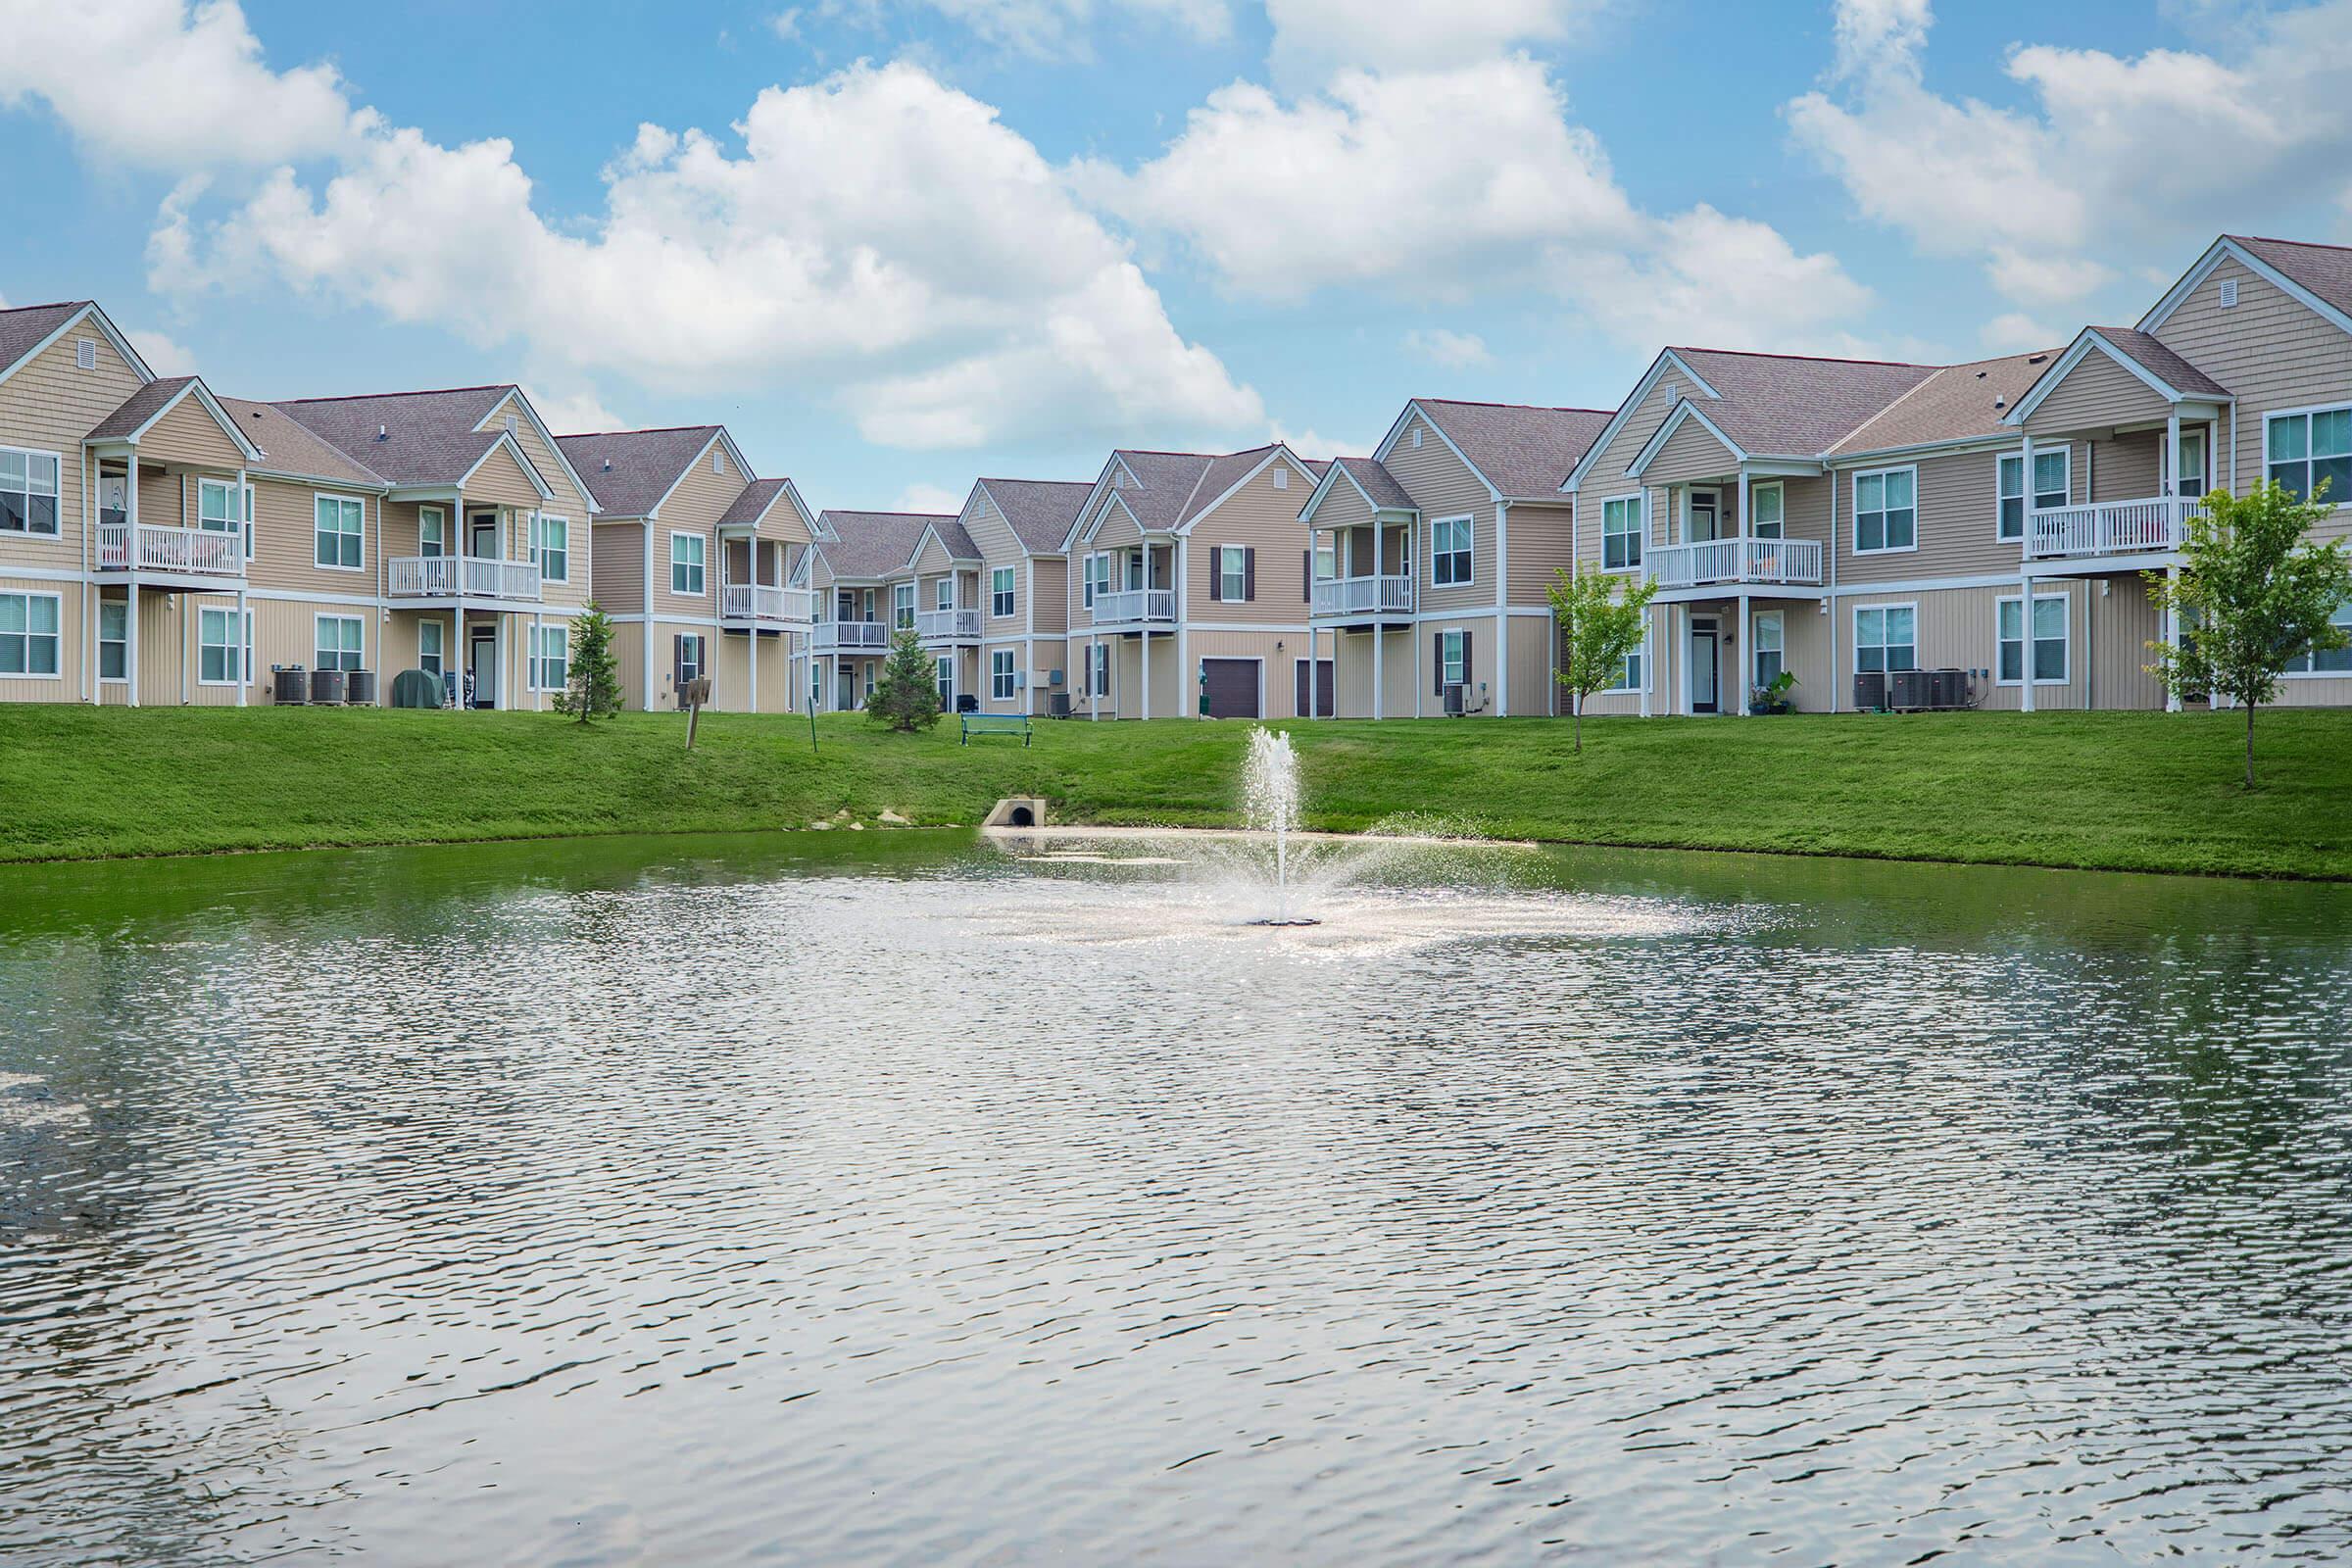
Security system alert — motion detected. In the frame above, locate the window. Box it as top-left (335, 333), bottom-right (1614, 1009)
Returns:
top-left (315, 614), bottom-right (364, 671)
top-left (1125, 551), bottom-right (1145, 592)
top-left (419, 505), bottom-right (448, 558)
top-left (198, 607), bottom-right (246, 685)
top-left (1997, 593), bottom-right (2067, 684)
top-left (2267, 407), bottom-right (2351, 507)
top-left (0, 448), bottom-right (61, 535)
top-left (532, 624), bottom-right (568, 691)
top-left (936, 656), bottom-right (955, 707)
top-left (1997, 449), bottom-right (2069, 541)
top-left (1854, 468), bottom-right (1916, 553)
top-left (314, 494), bottom-right (364, 569)
top-left (1432, 515), bottom-right (1473, 586)
top-left (98, 601), bottom-right (126, 681)
top-left (198, 478), bottom-right (254, 559)
top-left (992, 566), bottom-right (1014, 617)
top-left (893, 582), bottom-right (915, 629)
top-left (1603, 649), bottom-right (1642, 693)
top-left (532, 514), bottom-right (569, 583)
top-left (1440, 629), bottom-right (1465, 686)
top-left (2285, 600), bottom-right (2352, 674)
top-left (1601, 496), bottom-right (1642, 570)
top-left (1082, 553), bottom-right (1106, 609)
top-left (991, 648), bottom-right (1015, 700)
top-left (670, 532), bottom-right (706, 595)
top-left (0, 593), bottom-right (61, 675)
top-left (1752, 612), bottom-right (1784, 688)
top-left (1090, 642), bottom-right (1109, 696)
top-left (678, 633), bottom-right (707, 685)
top-left (1218, 547), bottom-right (1246, 602)
top-left (1749, 482), bottom-right (1784, 540)
top-left (1853, 605), bottom-right (1916, 674)
top-left (418, 620), bottom-right (444, 678)
top-left (1314, 544), bottom-right (1336, 581)
top-left (2177, 430), bottom-right (2207, 499)
top-left (936, 577), bottom-right (955, 612)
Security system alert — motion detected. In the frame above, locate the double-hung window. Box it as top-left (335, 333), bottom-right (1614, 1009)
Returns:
top-left (935, 657), bottom-right (955, 707)
top-left (0, 449), bottom-right (60, 535)
top-left (1748, 483), bottom-right (1784, 539)
top-left (2176, 430), bottom-right (2208, 499)
top-left (677, 633), bottom-right (707, 686)
top-left (314, 494), bottom-right (364, 569)
top-left (1854, 467), bottom-right (1916, 553)
top-left (2285, 600), bottom-right (2352, 674)
top-left (199, 607), bottom-right (249, 685)
top-left (1081, 553), bottom-right (1103, 609)
top-left (198, 478), bottom-right (254, 561)
top-left (1432, 516), bottom-right (1473, 586)
top-left (418, 620), bottom-right (445, 678)
top-left (991, 566), bottom-right (1014, 617)
top-left (0, 592), bottom-right (62, 675)
top-left (418, 505), bottom-right (448, 558)
top-left (1997, 449), bottom-right (2069, 542)
top-left (315, 613), bottom-right (364, 671)
top-left (991, 648), bottom-right (1015, 700)
top-left (1853, 606), bottom-right (1916, 673)
top-left (1218, 547), bottom-right (1246, 602)
top-left (1752, 612), bottom-right (1785, 688)
top-left (2267, 407), bottom-right (2352, 506)
top-left (1604, 647), bottom-right (1642, 693)
top-left (670, 533), bottom-right (706, 595)
top-left (935, 577), bottom-right (955, 612)
top-left (1997, 593), bottom-right (2067, 684)
top-left (1090, 642), bottom-right (1109, 696)
top-left (98, 601), bottom-right (127, 681)
top-left (1601, 497), bottom-right (1642, 570)
top-left (893, 582), bottom-right (915, 629)
top-left (532, 624), bottom-right (568, 691)
top-left (532, 514), bottom-right (568, 582)
top-left (1440, 629), bottom-right (1466, 687)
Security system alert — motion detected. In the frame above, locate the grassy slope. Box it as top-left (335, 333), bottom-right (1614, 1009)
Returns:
top-left (1, 706), bottom-right (2347, 877)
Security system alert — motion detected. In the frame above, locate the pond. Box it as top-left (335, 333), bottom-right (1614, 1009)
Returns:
top-left (3, 828), bottom-right (2350, 1564)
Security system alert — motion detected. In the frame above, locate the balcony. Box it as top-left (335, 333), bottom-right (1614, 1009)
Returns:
top-left (1645, 537), bottom-right (1824, 590)
top-left (812, 620), bottom-right (890, 653)
top-left (95, 521), bottom-right (244, 579)
top-left (2026, 496), bottom-right (2203, 562)
top-left (1312, 573), bottom-right (1413, 618)
top-left (387, 555), bottom-right (542, 603)
top-left (722, 583), bottom-right (813, 625)
top-left (1093, 588), bottom-right (1176, 625)
top-left (916, 608), bottom-right (982, 642)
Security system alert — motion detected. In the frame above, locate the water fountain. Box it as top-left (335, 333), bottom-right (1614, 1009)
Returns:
top-left (1241, 726), bottom-right (1319, 926)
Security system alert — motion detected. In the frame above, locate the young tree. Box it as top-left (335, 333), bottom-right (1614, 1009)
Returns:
top-left (2145, 480), bottom-right (2351, 789)
top-left (1547, 564), bottom-right (1660, 754)
top-left (865, 626), bottom-right (943, 733)
top-left (555, 601), bottom-right (623, 723)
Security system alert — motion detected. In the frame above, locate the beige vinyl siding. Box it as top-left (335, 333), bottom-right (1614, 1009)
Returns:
top-left (1307, 475), bottom-right (1375, 535)
top-left (1323, 626), bottom-right (1418, 718)
top-left (2089, 571), bottom-right (2167, 710)
top-left (1835, 446), bottom-right (2082, 584)
top-left (1420, 613), bottom-right (1497, 711)
top-left (1642, 414), bottom-right (1740, 486)
top-left (1091, 501), bottom-right (1143, 550)
top-left (253, 476), bottom-right (378, 595)
top-left (1507, 615), bottom-right (1554, 715)
top-left (2091, 429), bottom-right (2163, 502)
top-left (476, 393), bottom-right (596, 527)
top-left (2154, 253), bottom-right (2352, 501)
top-left (1505, 500), bottom-right (1576, 604)
top-left (591, 522), bottom-right (647, 614)
top-left (0, 575), bottom-right (80, 702)
top-left (1189, 458), bottom-right (1310, 627)
top-left (1185, 629), bottom-right (1290, 715)
top-left (910, 532), bottom-right (958, 579)
top-left (143, 395), bottom-right (248, 469)
top-left (961, 494), bottom-right (1031, 638)
top-left (1382, 413), bottom-right (1494, 612)
top-left (652, 520), bottom-right (716, 618)
top-left (1842, 583), bottom-right (2087, 711)
top-left (1104, 632), bottom-right (1182, 718)
top-left (1573, 376), bottom-right (1687, 570)
top-left (2021, 349), bottom-right (2172, 435)
top-left (463, 444), bottom-right (546, 512)
top-left (1031, 557), bottom-right (1067, 636)
top-left (0, 324), bottom-right (143, 574)
top-left (712, 623), bottom-right (794, 712)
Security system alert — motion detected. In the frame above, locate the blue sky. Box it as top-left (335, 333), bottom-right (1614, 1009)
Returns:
top-left (5, 0), bottom-right (2349, 513)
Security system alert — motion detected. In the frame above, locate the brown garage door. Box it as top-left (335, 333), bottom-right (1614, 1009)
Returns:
top-left (1200, 659), bottom-right (1260, 718)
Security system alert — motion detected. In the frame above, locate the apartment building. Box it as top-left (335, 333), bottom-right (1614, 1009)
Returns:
top-left (1298, 400), bottom-right (1610, 718)
top-left (560, 425), bottom-right (816, 712)
top-left (942, 478), bottom-right (1090, 716)
top-left (807, 511), bottom-right (942, 711)
top-left (0, 298), bottom-right (596, 710)
top-left (1062, 444), bottom-right (1326, 719)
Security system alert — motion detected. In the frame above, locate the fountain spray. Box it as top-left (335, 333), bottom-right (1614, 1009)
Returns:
top-left (1243, 726), bottom-right (1319, 927)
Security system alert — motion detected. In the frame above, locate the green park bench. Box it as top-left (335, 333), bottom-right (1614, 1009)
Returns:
top-left (960, 712), bottom-right (1032, 748)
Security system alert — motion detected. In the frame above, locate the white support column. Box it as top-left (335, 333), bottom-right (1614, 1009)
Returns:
top-left (1638, 607), bottom-right (1653, 719)
top-left (1373, 620), bottom-right (1385, 720)
top-left (2020, 571), bottom-right (2036, 713)
top-left (1306, 619), bottom-right (1317, 720)
top-left (1141, 624), bottom-right (1152, 721)
top-left (180, 589), bottom-right (191, 707)
top-left (2166, 565), bottom-right (2183, 713)
top-left (84, 581), bottom-right (97, 706)
top-left (1736, 590), bottom-right (1750, 716)
top-left (235, 588), bottom-right (248, 707)
top-left (451, 611), bottom-right (461, 710)
top-left (532, 610), bottom-right (544, 710)
top-left (1493, 502), bottom-right (1509, 717)
top-left (2020, 432), bottom-right (2035, 558)
top-left (642, 519), bottom-right (657, 711)
top-left (125, 580), bottom-right (140, 708)
top-left (1676, 604), bottom-right (1690, 716)
top-left (749, 628), bottom-right (760, 714)
top-left (1175, 538), bottom-right (1194, 719)
top-left (2164, 410), bottom-right (2180, 497)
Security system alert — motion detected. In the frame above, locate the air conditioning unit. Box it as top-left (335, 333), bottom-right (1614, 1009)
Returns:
top-left (345, 669), bottom-right (378, 707)
top-left (1887, 669), bottom-right (1932, 710)
top-left (272, 665), bottom-right (309, 705)
top-left (1929, 668), bottom-right (1969, 710)
top-left (1853, 670), bottom-right (1887, 711)
top-left (1443, 683), bottom-right (1466, 716)
top-left (310, 667), bottom-right (347, 705)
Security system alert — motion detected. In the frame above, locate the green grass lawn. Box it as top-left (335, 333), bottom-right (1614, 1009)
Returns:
top-left (1, 705), bottom-right (2348, 876)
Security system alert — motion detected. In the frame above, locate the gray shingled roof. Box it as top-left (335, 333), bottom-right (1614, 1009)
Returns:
top-left (2232, 235), bottom-right (2352, 322)
top-left (2091, 327), bottom-right (2231, 399)
top-left (0, 301), bottom-right (91, 381)
top-left (977, 477), bottom-right (1091, 553)
top-left (816, 512), bottom-right (946, 579)
top-left (924, 516), bottom-right (980, 562)
top-left (1103, 450), bottom-right (1217, 530)
top-left (1178, 446), bottom-right (1282, 524)
top-left (717, 476), bottom-right (793, 529)
top-left (219, 397), bottom-right (389, 486)
top-left (1413, 401), bottom-right (1614, 498)
top-left (1831, 350), bottom-right (2059, 457)
top-left (1663, 351), bottom-right (1936, 459)
top-left (556, 426), bottom-right (725, 517)
top-left (1331, 456), bottom-right (1416, 511)
top-left (273, 385), bottom-right (517, 487)
top-left (86, 376), bottom-right (198, 441)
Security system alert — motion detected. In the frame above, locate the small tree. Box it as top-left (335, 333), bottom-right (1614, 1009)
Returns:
top-left (1547, 564), bottom-right (1660, 753)
top-left (865, 626), bottom-right (942, 733)
top-left (556, 601), bottom-right (623, 723)
top-left (2145, 480), bottom-right (2350, 789)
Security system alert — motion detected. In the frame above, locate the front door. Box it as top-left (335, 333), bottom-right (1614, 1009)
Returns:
top-left (837, 665), bottom-right (858, 712)
top-left (469, 514), bottom-right (498, 560)
top-left (466, 624), bottom-right (497, 709)
top-left (1688, 489), bottom-right (1720, 542)
top-left (2177, 429), bottom-right (2208, 498)
top-left (1690, 616), bottom-right (1719, 713)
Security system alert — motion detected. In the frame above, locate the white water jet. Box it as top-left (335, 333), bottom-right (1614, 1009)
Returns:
top-left (1241, 726), bottom-right (1317, 926)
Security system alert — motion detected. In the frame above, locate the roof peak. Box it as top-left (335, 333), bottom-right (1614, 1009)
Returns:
top-left (557, 423), bottom-right (720, 440)
top-left (1668, 345), bottom-right (1932, 370)
top-left (0, 299), bottom-right (93, 316)
top-left (1417, 397), bottom-right (1612, 415)
top-left (2230, 233), bottom-right (2352, 255)
top-left (274, 383), bottom-right (516, 406)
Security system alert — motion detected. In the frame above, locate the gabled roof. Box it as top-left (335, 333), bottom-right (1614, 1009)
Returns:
top-left (1831, 350), bottom-right (2059, 457)
top-left (814, 511), bottom-right (947, 579)
top-left (1408, 400), bottom-right (1614, 499)
top-left (1067, 443), bottom-right (1320, 548)
top-left (218, 397), bottom-right (389, 487)
top-left (2087, 328), bottom-right (2231, 400)
top-left (1658, 350), bottom-right (1936, 457)
top-left (272, 385), bottom-right (523, 488)
top-left (2230, 235), bottom-right (2352, 322)
top-left (715, 475), bottom-right (816, 535)
top-left (910, 515), bottom-right (981, 566)
top-left (0, 302), bottom-right (97, 383)
top-left (974, 477), bottom-right (1091, 554)
top-left (85, 374), bottom-right (265, 462)
top-left (556, 426), bottom-right (733, 517)
top-left (1331, 456), bottom-right (1415, 512)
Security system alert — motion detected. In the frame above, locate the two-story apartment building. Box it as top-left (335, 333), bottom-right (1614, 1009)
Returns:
top-left (943, 478), bottom-right (1091, 715)
top-left (807, 511), bottom-right (944, 712)
top-left (1298, 400), bottom-right (1609, 718)
top-left (560, 425), bottom-right (816, 712)
top-left (1062, 444), bottom-right (1326, 719)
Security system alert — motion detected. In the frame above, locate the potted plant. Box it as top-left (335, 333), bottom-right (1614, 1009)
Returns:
top-left (1747, 670), bottom-right (1796, 715)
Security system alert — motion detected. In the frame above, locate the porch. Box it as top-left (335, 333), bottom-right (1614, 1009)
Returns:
top-left (1308, 516), bottom-right (1414, 629)
top-left (719, 535), bottom-right (812, 628)
top-left (1081, 541), bottom-right (1176, 629)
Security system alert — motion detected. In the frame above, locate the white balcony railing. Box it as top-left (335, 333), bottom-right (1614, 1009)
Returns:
top-left (1311, 573), bottom-right (1414, 617)
top-left (95, 521), bottom-right (244, 577)
top-left (916, 608), bottom-right (982, 641)
top-left (386, 554), bottom-right (542, 602)
top-left (812, 620), bottom-right (891, 652)
top-left (721, 583), bottom-right (814, 624)
top-left (1645, 536), bottom-right (1825, 590)
top-left (1093, 588), bottom-right (1176, 624)
top-left (2026, 496), bottom-right (2205, 561)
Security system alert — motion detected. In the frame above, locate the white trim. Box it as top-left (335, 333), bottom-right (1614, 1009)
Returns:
top-left (2008, 328), bottom-right (2194, 425)
top-left (478, 391), bottom-right (600, 515)
top-left (454, 428), bottom-right (557, 501)
top-left (531, 513), bottom-right (572, 584)
top-left (2139, 237), bottom-right (2352, 343)
top-left (1429, 513), bottom-right (1475, 588)
top-left (1849, 600), bottom-right (1920, 676)
top-left (1849, 465), bottom-right (1919, 555)
top-left (0, 589), bottom-right (66, 679)
top-left (1562, 349), bottom-right (1723, 494)
top-left (1373, 404), bottom-right (1504, 507)
top-left (1626, 397), bottom-right (1745, 479)
top-left (1994, 443), bottom-right (2072, 543)
top-left (0, 302), bottom-right (155, 391)
top-left (0, 565), bottom-right (89, 583)
top-left (1173, 445), bottom-right (1315, 535)
top-left (313, 611), bottom-right (367, 672)
top-left (668, 529), bottom-right (709, 596)
top-left (2260, 401), bottom-right (2352, 512)
top-left (312, 490), bottom-right (368, 572)
top-left (194, 604), bottom-right (252, 688)
top-left (1994, 589), bottom-right (2071, 687)
top-left (1297, 460), bottom-right (1417, 526)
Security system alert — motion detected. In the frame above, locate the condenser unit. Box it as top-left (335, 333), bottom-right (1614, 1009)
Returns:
top-left (1852, 670), bottom-right (1887, 710)
top-left (1887, 669), bottom-right (1933, 710)
top-left (272, 665), bottom-right (309, 705)
top-left (309, 668), bottom-right (347, 705)
top-left (345, 669), bottom-right (378, 706)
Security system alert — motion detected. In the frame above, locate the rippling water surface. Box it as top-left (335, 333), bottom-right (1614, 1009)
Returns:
top-left (4, 831), bottom-right (2351, 1565)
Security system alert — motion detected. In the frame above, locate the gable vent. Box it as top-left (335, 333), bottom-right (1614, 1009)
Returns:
top-left (1665, 383), bottom-right (1681, 407)
top-left (75, 338), bottom-right (96, 370)
top-left (1412, 426), bottom-right (1423, 449)
top-left (504, 413), bottom-right (517, 434)
top-left (1272, 466), bottom-right (1289, 490)
top-left (713, 449), bottom-right (726, 475)
top-left (2220, 277), bottom-right (2239, 309)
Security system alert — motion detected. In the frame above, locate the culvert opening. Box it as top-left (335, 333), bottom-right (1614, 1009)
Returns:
top-left (1008, 805), bottom-right (1035, 828)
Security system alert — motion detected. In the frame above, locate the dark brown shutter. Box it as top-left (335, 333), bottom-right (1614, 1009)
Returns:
top-left (1302, 550), bottom-right (1311, 603)
top-left (1243, 547), bottom-right (1255, 602)
top-left (1207, 547), bottom-right (1220, 602)
top-left (673, 634), bottom-right (685, 688)
top-left (1463, 628), bottom-right (1474, 695)
top-left (1434, 633), bottom-right (1445, 695)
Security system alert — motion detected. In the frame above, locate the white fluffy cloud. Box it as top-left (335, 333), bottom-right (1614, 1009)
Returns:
top-left (892, 482), bottom-right (966, 514)
top-left (1265, 0), bottom-right (1601, 80)
top-left (1085, 58), bottom-right (1876, 353)
top-left (1403, 328), bottom-right (1494, 368)
top-left (125, 329), bottom-right (197, 375)
top-left (1788, 0), bottom-right (2352, 310)
top-left (922, 0), bottom-right (1230, 55)
top-left (0, 0), bottom-right (357, 171)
